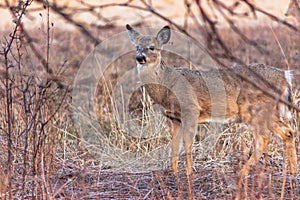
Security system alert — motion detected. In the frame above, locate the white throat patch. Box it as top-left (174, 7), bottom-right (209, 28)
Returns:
top-left (137, 63), bottom-right (143, 73)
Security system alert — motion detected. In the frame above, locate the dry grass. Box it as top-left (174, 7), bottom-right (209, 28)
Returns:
top-left (0, 23), bottom-right (299, 199)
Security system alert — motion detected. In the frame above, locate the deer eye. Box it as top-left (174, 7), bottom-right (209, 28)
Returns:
top-left (149, 46), bottom-right (155, 51)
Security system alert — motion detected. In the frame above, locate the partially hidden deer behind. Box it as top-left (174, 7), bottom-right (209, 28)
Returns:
top-left (125, 24), bottom-right (298, 185)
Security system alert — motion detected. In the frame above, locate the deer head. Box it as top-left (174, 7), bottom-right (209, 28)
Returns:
top-left (126, 24), bottom-right (171, 71)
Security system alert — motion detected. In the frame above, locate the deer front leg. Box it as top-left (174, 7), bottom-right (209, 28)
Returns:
top-left (183, 132), bottom-right (195, 177)
top-left (181, 118), bottom-right (197, 200)
top-left (182, 118), bottom-right (198, 176)
top-left (171, 122), bottom-right (182, 176)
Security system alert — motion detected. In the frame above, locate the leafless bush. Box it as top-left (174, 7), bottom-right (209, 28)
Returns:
top-left (0, 1), bottom-right (68, 198)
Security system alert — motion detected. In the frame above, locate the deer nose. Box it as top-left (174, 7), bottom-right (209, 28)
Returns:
top-left (136, 55), bottom-right (146, 63)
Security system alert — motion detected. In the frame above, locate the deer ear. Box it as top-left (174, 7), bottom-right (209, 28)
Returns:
top-left (126, 24), bottom-right (140, 45)
top-left (157, 26), bottom-right (171, 46)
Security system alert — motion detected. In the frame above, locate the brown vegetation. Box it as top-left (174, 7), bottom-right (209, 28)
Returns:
top-left (0, 0), bottom-right (299, 199)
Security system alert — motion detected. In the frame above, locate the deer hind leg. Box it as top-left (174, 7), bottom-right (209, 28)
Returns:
top-left (237, 131), bottom-right (270, 195)
top-left (285, 134), bottom-right (298, 175)
top-left (171, 122), bottom-right (182, 176)
top-left (271, 123), bottom-right (298, 175)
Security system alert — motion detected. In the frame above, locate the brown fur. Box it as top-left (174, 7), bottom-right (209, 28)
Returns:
top-left (126, 24), bottom-right (298, 197)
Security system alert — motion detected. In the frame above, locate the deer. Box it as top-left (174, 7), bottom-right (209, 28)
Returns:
top-left (125, 24), bottom-right (298, 195)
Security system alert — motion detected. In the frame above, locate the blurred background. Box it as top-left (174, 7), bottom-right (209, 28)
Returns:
top-left (0, 0), bottom-right (297, 28)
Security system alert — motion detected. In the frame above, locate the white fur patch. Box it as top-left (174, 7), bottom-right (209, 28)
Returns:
top-left (137, 63), bottom-right (143, 73)
top-left (285, 70), bottom-right (293, 87)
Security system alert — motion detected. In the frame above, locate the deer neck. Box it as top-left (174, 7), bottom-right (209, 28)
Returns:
top-left (137, 57), bottom-right (163, 84)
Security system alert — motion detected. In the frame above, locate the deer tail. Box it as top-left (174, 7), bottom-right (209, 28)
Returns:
top-left (279, 70), bottom-right (294, 121)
